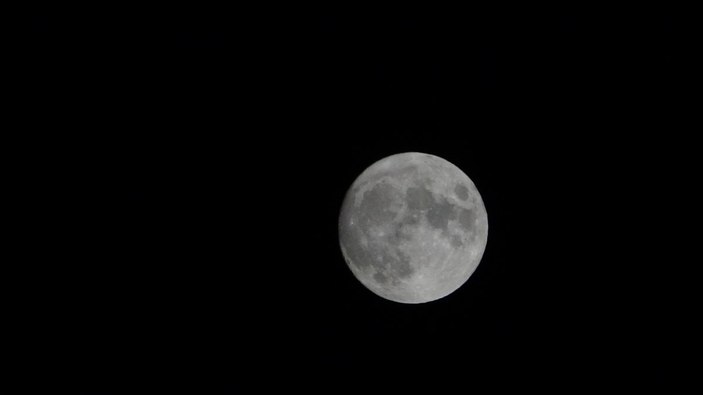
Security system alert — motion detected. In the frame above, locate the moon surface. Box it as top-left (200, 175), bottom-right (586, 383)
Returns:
top-left (338, 152), bottom-right (488, 304)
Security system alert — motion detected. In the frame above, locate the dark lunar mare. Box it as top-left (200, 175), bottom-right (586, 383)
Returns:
top-left (405, 184), bottom-right (461, 233)
top-left (340, 179), bottom-right (414, 284)
top-left (457, 208), bottom-right (476, 233)
top-left (454, 184), bottom-right (469, 200)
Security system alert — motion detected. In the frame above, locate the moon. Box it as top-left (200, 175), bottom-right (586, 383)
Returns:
top-left (339, 152), bottom-right (488, 304)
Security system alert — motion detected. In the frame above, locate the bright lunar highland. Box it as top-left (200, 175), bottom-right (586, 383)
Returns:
top-left (339, 152), bottom-right (488, 303)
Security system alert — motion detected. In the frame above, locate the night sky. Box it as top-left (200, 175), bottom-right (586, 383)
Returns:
top-left (25, 5), bottom-right (687, 392)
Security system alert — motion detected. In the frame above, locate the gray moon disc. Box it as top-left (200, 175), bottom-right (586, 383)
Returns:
top-left (338, 152), bottom-right (488, 304)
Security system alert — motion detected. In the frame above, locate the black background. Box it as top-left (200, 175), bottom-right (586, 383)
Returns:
top-left (25, 5), bottom-right (688, 393)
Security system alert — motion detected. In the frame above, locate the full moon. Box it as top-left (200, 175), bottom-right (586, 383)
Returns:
top-left (339, 152), bottom-right (488, 304)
